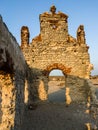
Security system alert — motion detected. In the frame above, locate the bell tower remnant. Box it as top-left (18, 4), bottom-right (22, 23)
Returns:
top-left (21, 26), bottom-right (30, 47)
top-left (40, 5), bottom-right (68, 42)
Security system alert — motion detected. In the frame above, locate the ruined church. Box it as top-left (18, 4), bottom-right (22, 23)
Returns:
top-left (0, 5), bottom-right (96, 130)
top-left (21, 5), bottom-right (93, 101)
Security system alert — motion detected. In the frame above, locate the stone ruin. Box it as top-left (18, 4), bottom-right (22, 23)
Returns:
top-left (21, 5), bottom-right (94, 102)
top-left (0, 15), bottom-right (27, 130)
top-left (0, 5), bottom-right (98, 130)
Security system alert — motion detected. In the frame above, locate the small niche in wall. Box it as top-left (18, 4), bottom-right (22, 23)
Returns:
top-left (48, 20), bottom-right (58, 30)
top-left (52, 24), bottom-right (57, 29)
top-left (82, 61), bottom-right (85, 64)
top-left (73, 43), bottom-right (76, 46)
top-left (74, 50), bottom-right (77, 52)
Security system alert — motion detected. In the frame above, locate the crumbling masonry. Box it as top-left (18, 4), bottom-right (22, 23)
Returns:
top-left (21, 5), bottom-right (93, 102)
top-left (0, 6), bottom-right (97, 130)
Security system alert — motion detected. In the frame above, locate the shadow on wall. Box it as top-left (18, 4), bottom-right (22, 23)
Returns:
top-left (0, 62), bottom-right (96, 129)
top-left (1, 63), bottom-right (96, 130)
top-left (27, 69), bottom-right (66, 104)
top-left (0, 68), bottom-right (26, 130)
top-left (0, 15), bottom-right (27, 130)
top-left (26, 68), bottom-right (66, 104)
top-left (26, 67), bottom-right (97, 105)
top-left (14, 69), bottom-right (26, 130)
top-left (26, 67), bottom-right (48, 104)
top-left (0, 64), bottom-right (96, 129)
top-left (26, 68), bottom-right (65, 102)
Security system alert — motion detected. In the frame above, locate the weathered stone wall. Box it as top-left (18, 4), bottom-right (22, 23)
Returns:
top-left (85, 79), bottom-right (98, 102)
top-left (0, 16), bottom-right (27, 130)
top-left (21, 6), bottom-right (93, 102)
top-left (40, 10), bottom-right (68, 42)
top-left (0, 71), bottom-right (15, 130)
top-left (66, 75), bottom-right (90, 102)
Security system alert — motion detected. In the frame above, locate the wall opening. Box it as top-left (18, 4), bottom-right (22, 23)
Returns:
top-left (48, 69), bottom-right (66, 103)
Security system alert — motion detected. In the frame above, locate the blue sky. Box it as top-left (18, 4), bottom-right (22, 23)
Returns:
top-left (0, 0), bottom-right (98, 75)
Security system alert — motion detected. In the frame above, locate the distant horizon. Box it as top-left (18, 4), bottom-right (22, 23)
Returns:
top-left (49, 69), bottom-right (98, 76)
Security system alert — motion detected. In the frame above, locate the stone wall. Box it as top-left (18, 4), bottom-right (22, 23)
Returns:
top-left (0, 71), bottom-right (15, 130)
top-left (0, 16), bottom-right (27, 130)
top-left (66, 75), bottom-right (90, 102)
top-left (21, 6), bottom-right (93, 103)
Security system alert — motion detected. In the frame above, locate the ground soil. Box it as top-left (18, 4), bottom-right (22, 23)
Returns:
top-left (21, 79), bottom-right (98, 130)
top-left (21, 102), bottom-right (98, 130)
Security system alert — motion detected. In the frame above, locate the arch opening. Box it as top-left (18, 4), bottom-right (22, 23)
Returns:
top-left (0, 49), bottom-right (14, 74)
top-left (48, 69), bottom-right (66, 103)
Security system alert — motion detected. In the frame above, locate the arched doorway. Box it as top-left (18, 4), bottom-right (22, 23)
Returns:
top-left (48, 69), bottom-right (66, 103)
top-left (44, 63), bottom-right (71, 103)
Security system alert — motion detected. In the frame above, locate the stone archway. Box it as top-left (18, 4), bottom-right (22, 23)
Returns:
top-left (43, 63), bottom-right (71, 76)
top-left (43, 63), bottom-right (71, 103)
top-left (48, 69), bottom-right (66, 102)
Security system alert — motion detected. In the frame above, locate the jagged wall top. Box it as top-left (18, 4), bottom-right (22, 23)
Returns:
top-left (39, 5), bottom-right (69, 42)
top-left (40, 5), bottom-right (68, 19)
top-left (20, 6), bottom-right (87, 45)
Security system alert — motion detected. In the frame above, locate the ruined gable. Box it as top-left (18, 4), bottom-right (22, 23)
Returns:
top-left (21, 6), bottom-right (94, 102)
top-left (39, 5), bottom-right (68, 42)
top-left (21, 5), bottom-right (93, 79)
